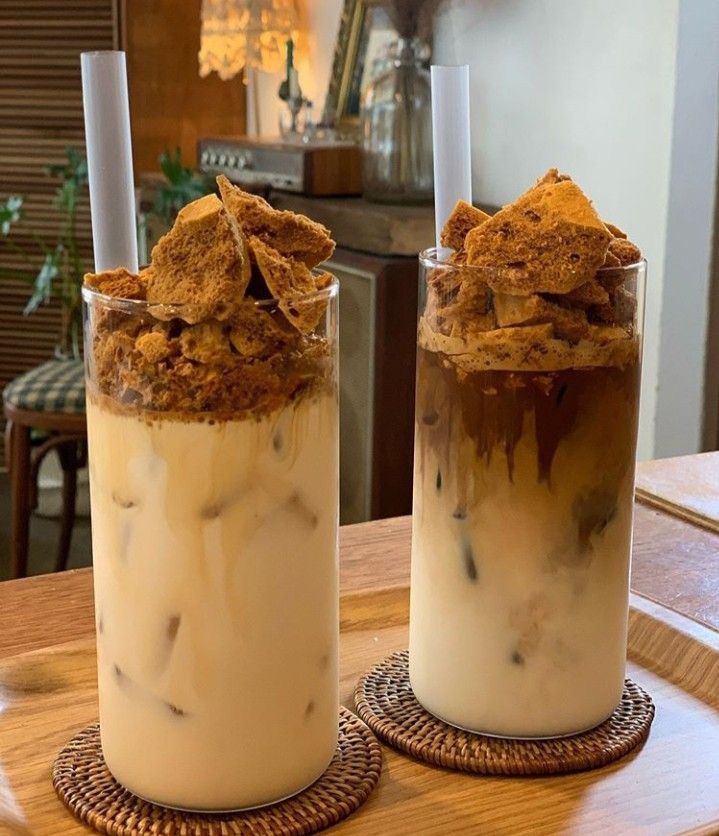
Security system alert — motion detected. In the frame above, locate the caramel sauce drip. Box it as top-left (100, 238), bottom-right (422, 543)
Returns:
top-left (416, 346), bottom-right (640, 486)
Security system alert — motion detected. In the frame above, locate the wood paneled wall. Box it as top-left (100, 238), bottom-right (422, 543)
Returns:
top-left (0, 0), bottom-right (246, 470)
top-left (0, 1), bottom-right (117, 419)
top-left (121, 0), bottom-right (247, 175)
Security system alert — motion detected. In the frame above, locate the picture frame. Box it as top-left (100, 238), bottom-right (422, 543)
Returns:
top-left (322, 0), bottom-right (398, 135)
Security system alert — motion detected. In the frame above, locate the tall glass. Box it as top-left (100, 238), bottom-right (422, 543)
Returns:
top-left (83, 279), bottom-right (339, 810)
top-left (409, 250), bottom-right (645, 738)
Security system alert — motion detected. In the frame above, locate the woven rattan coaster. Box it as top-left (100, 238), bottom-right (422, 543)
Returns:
top-left (53, 707), bottom-right (382, 835)
top-left (355, 650), bottom-right (655, 776)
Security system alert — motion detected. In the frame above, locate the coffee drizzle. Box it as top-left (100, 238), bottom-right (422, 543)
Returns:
top-left (416, 346), bottom-right (639, 487)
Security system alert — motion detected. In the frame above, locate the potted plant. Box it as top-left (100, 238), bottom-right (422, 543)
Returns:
top-left (137, 147), bottom-right (214, 262)
top-left (0, 148), bottom-right (88, 359)
top-left (152, 147), bottom-right (214, 226)
top-left (0, 148), bottom-right (213, 353)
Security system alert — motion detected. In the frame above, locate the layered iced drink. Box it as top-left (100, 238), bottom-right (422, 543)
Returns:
top-left (83, 178), bottom-right (339, 810)
top-left (409, 170), bottom-right (645, 737)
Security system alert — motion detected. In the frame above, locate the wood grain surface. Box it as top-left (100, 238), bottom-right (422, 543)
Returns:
top-left (0, 470), bottom-right (718, 834)
top-left (636, 451), bottom-right (719, 533)
top-left (270, 194), bottom-right (437, 257)
top-left (0, 587), bottom-right (717, 835)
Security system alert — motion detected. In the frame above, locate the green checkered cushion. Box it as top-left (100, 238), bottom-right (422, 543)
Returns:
top-left (3, 359), bottom-right (85, 414)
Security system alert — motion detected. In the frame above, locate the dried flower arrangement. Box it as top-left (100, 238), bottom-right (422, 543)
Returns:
top-left (382, 0), bottom-right (443, 41)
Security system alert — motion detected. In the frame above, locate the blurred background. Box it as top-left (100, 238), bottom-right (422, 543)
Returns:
top-left (1, 0), bottom-right (718, 578)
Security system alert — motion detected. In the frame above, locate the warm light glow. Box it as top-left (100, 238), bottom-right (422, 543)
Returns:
top-left (199, 0), bottom-right (298, 80)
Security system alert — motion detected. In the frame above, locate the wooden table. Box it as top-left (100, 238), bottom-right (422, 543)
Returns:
top-left (0, 458), bottom-right (718, 834)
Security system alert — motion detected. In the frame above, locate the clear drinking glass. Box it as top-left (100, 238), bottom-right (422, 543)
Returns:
top-left (83, 278), bottom-right (339, 810)
top-left (409, 250), bottom-right (645, 738)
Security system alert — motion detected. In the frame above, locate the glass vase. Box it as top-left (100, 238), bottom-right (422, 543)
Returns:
top-left (361, 38), bottom-right (433, 204)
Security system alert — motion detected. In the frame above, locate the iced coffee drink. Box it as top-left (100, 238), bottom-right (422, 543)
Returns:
top-left (83, 177), bottom-right (339, 810)
top-left (409, 170), bottom-right (645, 738)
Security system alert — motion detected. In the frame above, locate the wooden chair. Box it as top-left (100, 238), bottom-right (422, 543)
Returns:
top-left (3, 359), bottom-right (87, 579)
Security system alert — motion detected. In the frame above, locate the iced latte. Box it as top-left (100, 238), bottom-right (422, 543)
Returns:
top-left (409, 171), bottom-right (645, 738)
top-left (84, 178), bottom-right (339, 809)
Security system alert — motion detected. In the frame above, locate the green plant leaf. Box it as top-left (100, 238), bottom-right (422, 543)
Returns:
top-left (23, 245), bottom-right (62, 315)
top-left (48, 147), bottom-right (88, 210)
top-left (56, 179), bottom-right (78, 212)
top-left (152, 148), bottom-right (213, 225)
top-left (67, 147), bottom-right (88, 184)
top-left (0, 195), bottom-right (24, 235)
top-left (159, 147), bottom-right (192, 185)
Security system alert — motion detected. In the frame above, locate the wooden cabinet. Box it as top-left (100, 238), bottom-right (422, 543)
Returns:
top-left (270, 194), bottom-right (435, 523)
top-left (327, 248), bottom-right (418, 523)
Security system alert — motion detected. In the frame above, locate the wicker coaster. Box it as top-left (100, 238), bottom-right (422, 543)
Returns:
top-left (355, 650), bottom-right (655, 776)
top-left (53, 707), bottom-right (382, 835)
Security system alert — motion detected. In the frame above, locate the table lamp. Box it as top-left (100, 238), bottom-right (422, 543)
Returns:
top-left (198, 0), bottom-right (297, 136)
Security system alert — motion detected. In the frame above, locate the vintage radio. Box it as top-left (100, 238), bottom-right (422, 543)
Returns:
top-left (197, 136), bottom-right (362, 196)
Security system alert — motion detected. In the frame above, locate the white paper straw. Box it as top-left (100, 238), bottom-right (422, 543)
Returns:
top-left (81, 51), bottom-right (138, 273)
top-left (431, 65), bottom-right (472, 253)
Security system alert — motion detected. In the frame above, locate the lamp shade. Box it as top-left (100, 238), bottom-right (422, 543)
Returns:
top-left (199, 0), bottom-right (297, 80)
